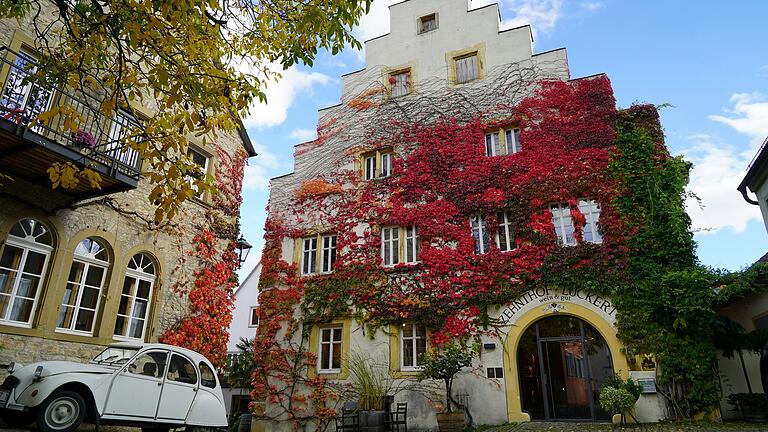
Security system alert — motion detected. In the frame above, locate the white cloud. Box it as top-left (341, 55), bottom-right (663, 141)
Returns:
top-left (683, 135), bottom-right (761, 234)
top-left (497, 0), bottom-right (563, 34)
top-left (684, 93), bottom-right (768, 234)
top-left (243, 142), bottom-right (282, 191)
top-left (709, 92), bottom-right (768, 148)
top-left (242, 66), bottom-right (330, 129)
top-left (289, 128), bottom-right (317, 142)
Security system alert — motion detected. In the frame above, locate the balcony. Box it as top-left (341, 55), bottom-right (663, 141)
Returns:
top-left (0, 47), bottom-right (141, 203)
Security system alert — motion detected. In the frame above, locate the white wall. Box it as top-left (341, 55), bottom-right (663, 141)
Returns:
top-left (228, 262), bottom-right (261, 352)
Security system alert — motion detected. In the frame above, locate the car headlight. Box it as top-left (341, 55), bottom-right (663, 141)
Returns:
top-left (33, 365), bottom-right (44, 382)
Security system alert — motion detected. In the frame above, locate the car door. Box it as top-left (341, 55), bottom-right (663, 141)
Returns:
top-left (104, 349), bottom-right (168, 419)
top-left (157, 353), bottom-right (198, 422)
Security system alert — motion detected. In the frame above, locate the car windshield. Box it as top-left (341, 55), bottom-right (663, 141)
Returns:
top-left (91, 347), bottom-right (140, 366)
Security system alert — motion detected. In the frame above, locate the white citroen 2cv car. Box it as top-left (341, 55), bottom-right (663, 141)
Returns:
top-left (0, 342), bottom-right (228, 432)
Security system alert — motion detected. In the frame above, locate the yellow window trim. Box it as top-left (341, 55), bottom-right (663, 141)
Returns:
top-left (359, 147), bottom-right (394, 180)
top-left (383, 62), bottom-right (417, 97)
top-left (296, 233), bottom-right (336, 276)
top-left (484, 126), bottom-right (521, 156)
top-left (307, 319), bottom-right (351, 380)
top-left (388, 323), bottom-right (429, 378)
top-left (446, 43), bottom-right (487, 86)
top-left (380, 225), bottom-right (419, 267)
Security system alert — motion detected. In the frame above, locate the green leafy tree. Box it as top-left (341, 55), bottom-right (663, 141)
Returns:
top-left (1, 0), bottom-right (371, 221)
top-left (418, 342), bottom-right (475, 413)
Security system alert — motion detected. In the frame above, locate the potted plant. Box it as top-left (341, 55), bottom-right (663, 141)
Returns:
top-left (418, 341), bottom-right (475, 432)
top-left (348, 352), bottom-right (391, 432)
top-left (71, 128), bottom-right (97, 151)
top-left (599, 374), bottom-right (641, 424)
top-left (727, 393), bottom-right (768, 422)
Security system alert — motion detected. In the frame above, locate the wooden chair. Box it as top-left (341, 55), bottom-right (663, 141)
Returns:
top-left (385, 402), bottom-right (407, 432)
top-left (334, 406), bottom-right (360, 432)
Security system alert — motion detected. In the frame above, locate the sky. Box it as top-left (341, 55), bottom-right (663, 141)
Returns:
top-left (235, 0), bottom-right (768, 280)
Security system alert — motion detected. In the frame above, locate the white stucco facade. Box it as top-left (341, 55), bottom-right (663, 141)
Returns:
top-left (228, 262), bottom-right (261, 353)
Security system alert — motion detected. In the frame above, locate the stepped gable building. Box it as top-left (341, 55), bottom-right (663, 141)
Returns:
top-left (257, 0), bottom-right (669, 429)
top-left (0, 17), bottom-right (255, 369)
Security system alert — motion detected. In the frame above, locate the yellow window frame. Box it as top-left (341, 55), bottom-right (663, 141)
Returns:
top-left (388, 323), bottom-right (429, 377)
top-left (380, 226), bottom-right (419, 266)
top-left (484, 126), bottom-right (522, 156)
top-left (359, 147), bottom-right (394, 180)
top-left (295, 233), bottom-right (336, 276)
top-left (307, 319), bottom-right (351, 379)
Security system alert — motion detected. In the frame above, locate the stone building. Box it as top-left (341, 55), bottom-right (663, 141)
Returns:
top-left (0, 17), bottom-right (255, 369)
top-left (256, 0), bottom-right (671, 430)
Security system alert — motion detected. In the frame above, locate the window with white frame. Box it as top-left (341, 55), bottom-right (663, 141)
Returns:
top-left (249, 306), bottom-right (259, 327)
top-left (470, 215), bottom-right (490, 254)
top-left (401, 324), bottom-right (427, 371)
top-left (551, 200), bottom-right (602, 246)
top-left (496, 211), bottom-right (515, 252)
top-left (57, 238), bottom-right (111, 334)
top-left (301, 237), bottom-right (318, 275)
top-left (187, 147), bottom-right (209, 196)
top-left (114, 253), bottom-right (155, 340)
top-left (485, 127), bottom-right (521, 156)
top-left (318, 326), bottom-right (343, 373)
top-left (404, 226), bottom-right (419, 264)
top-left (551, 204), bottom-right (576, 246)
top-left (0, 219), bottom-right (53, 326)
top-left (454, 53), bottom-right (478, 84)
top-left (381, 226), bottom-right (400, 266)
top-left (364, 155), bottom-right (377, 180)
top-left (578, 199), bottom-right (602, 244)
top-left (321, 234), bottom-right (337, 273)
top-left (381, 152), bottom-right (393, 178)
top-left (389, 70), bottom-right (411, 97)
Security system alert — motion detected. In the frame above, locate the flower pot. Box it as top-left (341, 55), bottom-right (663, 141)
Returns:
top-left (436, 411), bottom-right (465, 432)
top-left (359, 410), bottom-right (385, 432)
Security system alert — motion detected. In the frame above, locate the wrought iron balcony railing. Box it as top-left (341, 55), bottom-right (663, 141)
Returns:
top-left (0, 47), bottom-right (142, 186)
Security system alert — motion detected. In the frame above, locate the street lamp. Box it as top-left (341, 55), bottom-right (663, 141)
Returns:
top-left (234, 235), bottom-right (252, 267)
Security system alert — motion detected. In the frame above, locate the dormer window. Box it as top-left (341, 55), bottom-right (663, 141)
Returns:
top-left (419, 14), bottom-right (438, 34)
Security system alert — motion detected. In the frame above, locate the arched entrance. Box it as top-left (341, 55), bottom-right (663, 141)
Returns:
top-left (517, 315), bottom-right (613, 421)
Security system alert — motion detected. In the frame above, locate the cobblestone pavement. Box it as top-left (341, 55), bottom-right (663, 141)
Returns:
top-left (0, 424), bottom-right (139, 432)
top-left (476, 422), bottom-right (768, 432)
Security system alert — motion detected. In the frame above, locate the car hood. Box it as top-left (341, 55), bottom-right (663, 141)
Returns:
top-left (25, 361), bottom-right (117, 377)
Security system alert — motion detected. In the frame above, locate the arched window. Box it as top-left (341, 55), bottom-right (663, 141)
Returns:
top-left (114, 253), bottom-right (156, 340)
top-left (57, 237), bottom-right (110, 334)
top-left (0, 218), bottom-right (53, 326)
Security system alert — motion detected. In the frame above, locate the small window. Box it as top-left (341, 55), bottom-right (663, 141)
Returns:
top-left (249, 306), bottom-right (259, 327)
top-left (321, 234), bottom-right (337, 273)
top-left (496, 211), bottom-right (515, 252)
top-left (361, 149), bottom-right (394, 180)
top-left (487, 367), bottom-right (504, 379)
top-left (404, 226), bottom-right (419, 264)
top-left (364, 155), bottom-right (377, 180)
top-left (187, 147), bottom-right (209, 196)
top-left (389, 70), bottom-right (411, 97)
top-left (419, 14), bottom-right (438, 34)
top-left (127, 351), bottom-right (167, 378)
top-left (551, 204), bottom-right (576, 246)
top-left (578, 200), bottom-right (602, 244)
top-left (319, 326), bottom-right (343, 373)
top-left (485, 127), bottom-right (521, 156)
top-left (199, 361), bottom-right (217, 388)
top-left (167, 354), bottom-right (197, 384)
top-left (470, 215), bottom-right (490, 254)
top-left (301, 237), bottom-right (318, 275)
top-left (401, 324), bottom-right (427, 371)
top-left (455, 53), bottom-right (478, 84)
top-left (381, 152), bottom-right (393, 178)
top-left (381, 226), bottom-right (400, 266)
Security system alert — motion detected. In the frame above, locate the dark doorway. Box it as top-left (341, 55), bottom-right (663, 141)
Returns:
top-left (517, 315), bottom-right (614, 421)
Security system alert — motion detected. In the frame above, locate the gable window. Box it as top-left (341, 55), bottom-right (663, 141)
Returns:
top-left (0, 218), bottom-right (53, 326)
top-left (551, 199), bottom-right (602, 246)
top-left (401, 324), bottom-right (427, 371)
top-left (57, 237), bottom-right (111, 334)
top-left (389, 69), bottom-right (411, 97)
top-left (454, 53), bottom-right (478, 84)
top-left (300, 234), bottom-right (337, 276)
top-left (362, 148), bottom-right (394, 180)
top-left (187, 147), bottom-right (209, 197)
top-left (114, 253), bottom-right (156, 340)
top-left (496, 211), bottom-right (515, 252)
top-left (318, 326), bottom-right (343, 373)
top-left (470, 215), bottom-right (490, 254)
top-left (485, 127), bottom-right (522, 156)
top-left (249, 306), bottom-right (259, 327)
top-left (418, 13), bottom-right (438, 34)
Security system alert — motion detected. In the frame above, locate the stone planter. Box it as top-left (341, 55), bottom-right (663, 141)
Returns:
top-left (359, 410), bottom-right (385, 432)
top-left (436, 412), bottom-right (465, 432)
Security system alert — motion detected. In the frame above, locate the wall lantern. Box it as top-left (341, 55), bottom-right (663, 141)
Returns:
top-left (235, 235), bottom-right (252, 267)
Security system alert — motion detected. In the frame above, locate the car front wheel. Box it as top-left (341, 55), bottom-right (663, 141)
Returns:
top-left (36, 390), bottom-right (86, 432)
